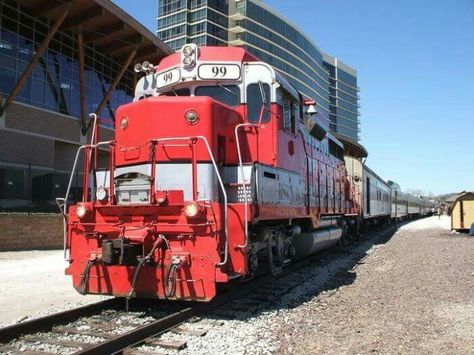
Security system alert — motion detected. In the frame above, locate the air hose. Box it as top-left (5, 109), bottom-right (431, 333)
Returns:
top-left (165, 257), bottom-right (183, 299)
top-left (78, 258), bottom-right (97, 295)
top-left (127, 238), bottom-right (163, 299)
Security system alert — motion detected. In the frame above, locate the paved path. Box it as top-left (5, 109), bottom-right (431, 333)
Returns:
top-left (0, 250), bottom-right (108, 326)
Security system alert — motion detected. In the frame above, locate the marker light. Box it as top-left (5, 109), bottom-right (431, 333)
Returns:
top-left (185, 110), bottom-right (199, 124)
top-left (184, 202), bottom-right (202, 218)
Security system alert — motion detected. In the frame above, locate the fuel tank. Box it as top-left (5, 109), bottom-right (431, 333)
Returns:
top-left (293, 227), bottom-right (342, 259)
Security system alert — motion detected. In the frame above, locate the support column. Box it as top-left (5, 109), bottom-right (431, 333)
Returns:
top-left (77, 27), bottom-right (88, 134)
top-left (94, 47), bottom-right (137, 122)
top-left (0, 3), bottom-right (72, 116)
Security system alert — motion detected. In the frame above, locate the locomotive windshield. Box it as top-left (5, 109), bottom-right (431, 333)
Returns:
top-left (195, 85), bottom-right (240, 107)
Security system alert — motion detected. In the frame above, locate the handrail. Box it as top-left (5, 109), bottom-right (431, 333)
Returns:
top-left (58, 136), bottom-right (228, 266)
top-left (57, 140), bottom-right (113, 260)
top-left (234, 123), bottom-right (258, 249)
top-left (149, 136), bottom-right (229, 267)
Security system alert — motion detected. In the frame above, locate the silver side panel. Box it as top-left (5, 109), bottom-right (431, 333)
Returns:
top-left (221, 164), bottom-right (305, 206)
top-left (257, 165), bottom-right (306, 206)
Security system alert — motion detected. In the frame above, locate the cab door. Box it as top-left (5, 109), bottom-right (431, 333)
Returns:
top-left (242, 63), bottom-right (275, 166)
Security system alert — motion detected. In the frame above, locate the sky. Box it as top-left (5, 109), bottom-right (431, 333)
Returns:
top-left (112, 0), bottom-right (474, 195)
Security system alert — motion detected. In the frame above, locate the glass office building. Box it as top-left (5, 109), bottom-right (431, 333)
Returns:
top-left (157, 0), bottom-right (360, 141)
top-left (157, 0), bottom-right (229, 50)
top-left (323, 54), bottom-right (360, 140)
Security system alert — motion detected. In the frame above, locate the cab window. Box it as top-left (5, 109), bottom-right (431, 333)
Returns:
top-left (279, 89), bottom-right (299, 134)
top-left (247, 83), bottom-right (270, 123)
top-left (159, 88), bottom-right (190, 96)
top-left (195, 85), bottom-right (240, 107)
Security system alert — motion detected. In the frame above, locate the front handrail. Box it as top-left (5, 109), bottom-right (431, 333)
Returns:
top-left (58, 136), bottom-right (229, 267)
top-left (57, 140), bottom-right (113, 260)
top-left (149, 136), bottom-right (228, 267)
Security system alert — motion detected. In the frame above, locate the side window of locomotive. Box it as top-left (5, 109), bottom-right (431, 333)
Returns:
top-left (247, 83), bottom-right (271, 123)
top-left (278, 89), bottom-right (298, 134)
top-left (195, 85), bottom-right (240, 107)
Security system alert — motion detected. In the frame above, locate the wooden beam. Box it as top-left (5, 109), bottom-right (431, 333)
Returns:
top-left (118, 45), bottom-right (157, 62)
top-left (77, 27), bottom-right (88, 134)
top-left (0, 3), bottom-right (72, 116)
top-left (61, 6), bottom-right (105, 30)
top-left (101, 34), bottom-right (143, 53)
top-left (83, 22), bottom-right (126, 44)
top-left (28, 0), bottom-right (65, 17)
top-left (94, 48), bottom-right (137, 119)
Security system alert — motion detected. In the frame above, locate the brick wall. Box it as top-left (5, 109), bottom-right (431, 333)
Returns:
top-left (0, 214), bottom-right (63, 251)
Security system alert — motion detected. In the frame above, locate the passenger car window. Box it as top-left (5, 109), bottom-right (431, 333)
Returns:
top-left (195, 85), bottom-right (240, 107)
top-left (247, 83), bottom-right (271, 123)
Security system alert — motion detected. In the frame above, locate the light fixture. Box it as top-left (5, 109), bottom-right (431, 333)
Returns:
top-left (181, 44), bottom-right (198, 69)
top-left (96, 186), bottom-right (108, 202)
top-left (182, 45), bottom-right (194, 56)
top-left (120, 116), bottom-right (128, 130)
top-left (185, 110), bottom-right (199, 124)
top-left (184, 202), bottom-right (203, 218)
top-left (76, 203), bottom-right (92, 219)
top-left (182, 56), bottom-right (195, 68)
top-left (134, 63), bottom-right (142, 73)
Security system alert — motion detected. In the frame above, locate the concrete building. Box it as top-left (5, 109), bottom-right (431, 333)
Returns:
top-left (157, 0), bottom-right (361, 141)
top-left (0, 0), bottom-right (171, 212)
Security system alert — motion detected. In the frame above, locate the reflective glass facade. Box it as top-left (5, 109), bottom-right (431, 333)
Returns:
top-left (0, 1), bottom-right (134, 122)
top-left (323, 55), bottom-right (360, 140)
top-left (0, 0), bottom-right (138, 212)
top-left (157, 0), bottom-right (229, 51)
top-left (156, 0), bottom-right (360, 140)
top-left (232, 0), bottom-right (330, 117)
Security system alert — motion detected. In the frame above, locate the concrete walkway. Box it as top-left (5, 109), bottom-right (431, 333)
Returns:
top-left (0, 250), bottom-right (108, 326)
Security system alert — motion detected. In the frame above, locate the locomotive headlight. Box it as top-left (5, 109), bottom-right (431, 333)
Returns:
top-left (184, 202), bottom-right (202, 218)
top-left (76, 203), bottom-right (90, 219)
top-left (182, 45), bottom-right (194, 56)
top-left (182, 56), bottom-right (195, 68)
top-left (185, 110), bottom-right (199, 124)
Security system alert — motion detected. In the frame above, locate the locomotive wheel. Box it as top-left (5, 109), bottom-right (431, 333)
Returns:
top-left (248, 252), bottom-right (258, 278)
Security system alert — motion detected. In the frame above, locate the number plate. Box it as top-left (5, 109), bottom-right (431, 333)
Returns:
top-left (156, 68), bottom-right (181, 88)
top-left (198, 64), bottom-right (241, 80)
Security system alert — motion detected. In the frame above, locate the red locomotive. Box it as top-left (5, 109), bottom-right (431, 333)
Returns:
top-left (59, 45), bottom-right (361, 301)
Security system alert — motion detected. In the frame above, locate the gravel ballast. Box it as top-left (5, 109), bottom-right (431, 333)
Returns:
top-left (178, 216), bottom-right (473, 354)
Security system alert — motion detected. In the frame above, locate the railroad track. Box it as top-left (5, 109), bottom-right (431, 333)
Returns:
top-left (0, 225), bottom-right (397, 355)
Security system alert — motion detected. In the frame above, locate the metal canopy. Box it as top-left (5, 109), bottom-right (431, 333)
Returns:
top-left (16, 0), bottom-right (173, 63)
